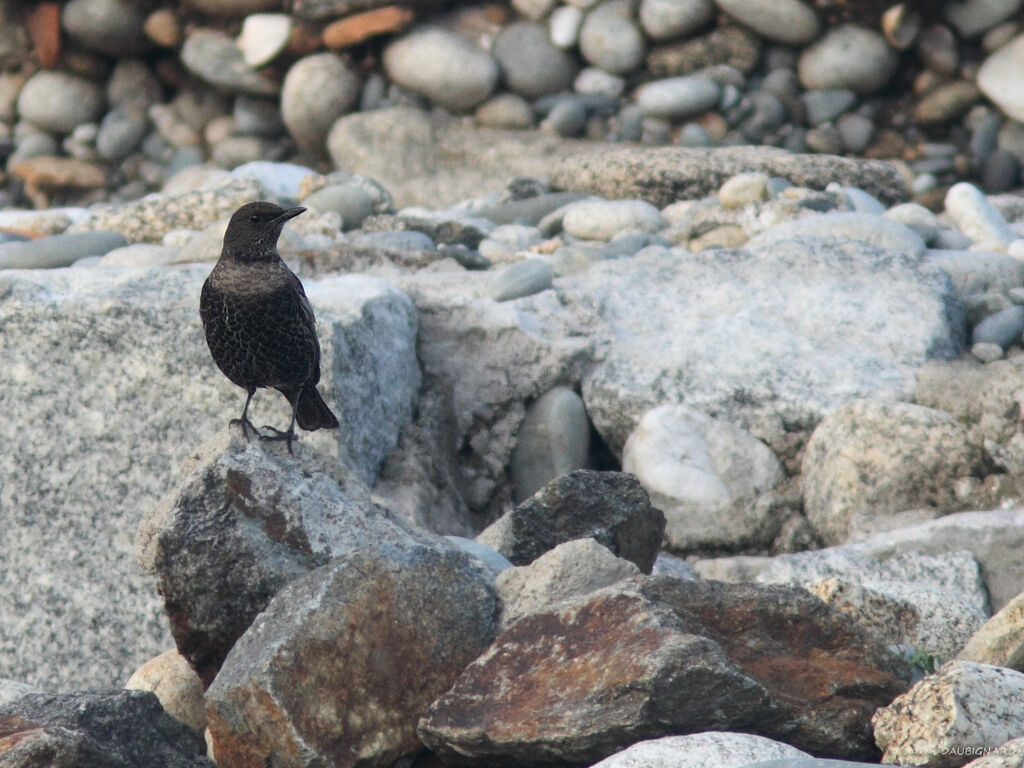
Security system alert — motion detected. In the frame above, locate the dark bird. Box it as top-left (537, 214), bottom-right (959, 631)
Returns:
top-left (200, 201), bottom-right (339, 453)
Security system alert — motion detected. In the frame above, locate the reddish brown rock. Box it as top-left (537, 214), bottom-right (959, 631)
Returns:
top-left (26, 3), bottom-right (61, 69)
top-left (323, 6), bottom-right (414, 49)
top-left (206, 543), bottom-right (497, 768)
top-left (419, 577), bottom-right (910, 766)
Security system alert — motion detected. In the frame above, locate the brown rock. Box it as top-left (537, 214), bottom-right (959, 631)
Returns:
top-left (915, 81), bottom-right (982, 125)
top-left (26, 2), bottom-right (61, 69)
top-left (144, 8), bottom-right (182, 48)
top-left (323, 6), bottom-right (415, 48)
top-left (295, 0), bottom-right (442, 20)
top-left (420, 577), bottom-right (909, 765)
top-left (126, 650), bottom-right (207, 733)
top-left (206, 543), bottom-right (497, 768)
top-left (10, 156), bottom-right (106, 190)
top-left (959, 590), bottom-right (1024, 670)
top-left (647, 26), bottom-right (761, 77)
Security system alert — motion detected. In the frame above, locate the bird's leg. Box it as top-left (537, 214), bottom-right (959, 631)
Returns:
top-left (259, 394), bottom-right (299, 455)
top-left (229, 388), bottom-right (260, 440)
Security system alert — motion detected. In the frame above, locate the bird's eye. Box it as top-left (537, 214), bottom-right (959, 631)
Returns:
top-left (249, 214), bottom-right (260, 223)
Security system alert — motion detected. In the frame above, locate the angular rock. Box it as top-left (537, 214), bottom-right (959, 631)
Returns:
top-left (801, 400), bottom-right (986, 545)
top-left (548, 145), bottom-right (909, 207)
top-left (477, 470), bottom-right (666, 572)
top-left (0, 690), bottom-right (213, 767)
top-left (495, 537), bottom-right (640, 630)
top-left (137, 430), bottom-right (421, 685)
top-left (126, 650), bottom-right (206, 733)
top-left (873, 661), bottom-right (1024, 767)
top-left (591, 732), bottom-right (810, 768)
top-left (622, 405), bottom-right (786, 553)
top-left (959, 591), bottom-right (1024, 670)
top-left (568, 240), bottom-right (962, 455)
top-left (206, 542), bottom-right (496, 768)
top-left (419, 577), bottom-right (909, 765)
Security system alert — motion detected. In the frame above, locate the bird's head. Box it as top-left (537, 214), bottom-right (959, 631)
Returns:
top-left (222, 201), bottom-right (306, 262)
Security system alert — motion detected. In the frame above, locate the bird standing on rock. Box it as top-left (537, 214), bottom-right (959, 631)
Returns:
top-left (200, 201), bottom-right (339, 454)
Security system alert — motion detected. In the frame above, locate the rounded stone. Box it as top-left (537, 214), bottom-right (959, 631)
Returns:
top-left (914, 80), bottom-right (981, 124)
top-left (917, 24), bottom-right (959, 75)
top-left (563, 199), bottom-right (664, 240)
top-left (107, 59), bottom-right (163, 111)
top-left (511, 386), bottom-right (591, 502)
top-left (237, 13), bottom-right (291, 68)
top-left (183, 0), bottom-right (279, 14)
top-left (579, 0), bottom-right (647, 75)
top-left (837, 113), bottom-right (876, 153)
top-left (475, 93), bottom-right (536, 129)
top-left (303, 183), bottom-right (374, 230)
top-left (945, 181), bottom-right (1016, 245)
top-left (542, 98), bottom-right (587, 136)
top-left (383, 27), bottom-right (498, 112)
top-left (798, 25), bottom-right (899, 95)
top-left (972, 305), bottom-right (1024, 349)
top-left (550, 5), bottom-right (584, 48)
top-left (978, 34), bottom-right (1024, 123)
top-left (982, 149), bottom-right (1021, 193)
top-left (61, 0), bottom-right (150, 56)
top-left (718, 172), bottom-right (770, 208)
top-left (493, 22), bottom-right (577, 99)
top-left (716, 0), bottom-right (820, 44)
top-left (635, 76), bottom-right (720, 120)
top-left (801, 88), bottom-right (857, 126)
top-left (575, 68), bottom-right (625, 97)
top-left (946, 0), bottom-right (1022, 38)
top-left (180, 29), bottom-right (279, 96)
top-left (488, 257), bottom-right (555, 301)
top-left (512, 0), bottom-right (559, 21)
top-left (96, 106), bottom-right (148, 161)
top-left (17, 71), bottom-right (105, 134)
top-left (281, 53), bottom-right (360, 151)
top-left (639, 0), bottom-right (714, 40)
top-left (233, 95), bottom-right (286, 137)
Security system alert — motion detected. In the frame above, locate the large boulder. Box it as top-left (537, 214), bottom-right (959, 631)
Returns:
top-left (206, 542), bottom-right (497, 768)
top-left (0, 266), bottom-right (418, 689)
top-left (419, 577), bottom-right (909, 765)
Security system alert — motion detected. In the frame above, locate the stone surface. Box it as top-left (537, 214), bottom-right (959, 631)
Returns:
top-left (622, 405), bottom-right (786, 553)
top-left (639, 0), bottom-right (713, 40)
top-left (281, 53), bottom-right (360, 151)
top-left (579, 0), bottom-right (647, 74)
top-left (591, 732), bottom-right (810, 768)
top-left (495, 537), bottom-right (640, 630)
top-left (0, 690), bottom-right (213, 767)
top-left (946, 182), bottom-right (1016, 245)
top-left (180, 29), bottom-right (279, 96)
top-left (510, 385), bottom-right (590, 502)
top-left (745, 211), bottom-right (926, 256)
top-left (477, 470), bottom-right (666, 572)
top-left (873, 661), bottom-right (1024, 767)
top-left (801, 400), bottom-right (986, 545)
top-left (979, 33), bottom-right (1024, 123)
top-left (16, 70), bottom-right (105, 133)
top-left (493, 21), bottom-right (577, 99)
top-left (566, 240), bottom-right (962, 455)
top-left (126, 649), bottom-right (206, 733)
top-left (0, 267), bottom-right (417, 689)
top-left (0, 230), bottom-right (125, 268)
top-left (206, 542), bottom-right (496, 768)
top-left (549, 145), bottom-right (909, 207)
top-left (236, 12), bottom-right (290, 67)
top-left (961, 737), bottom-right (1024, 767)
top-left (488, 257), bottom-right (554, 301)
top-left (61, 0), bottom-right (150, 56)
top-left (562, 198), bottom-right (664, 239)
top-left (419, 577), bottom-right (909, 765)
top-left (635, 76), bottom-right (721, 120)
top-left (383, 27), bottom-right (498, 111)
top-left (323, 6), bottom-right (414, 49)
top-left (716, 0), bottom-right (820, 44)
top-left (959, 590), bottom-right (1024, 670)
top-left (798, 24), bottom-right (899, 95)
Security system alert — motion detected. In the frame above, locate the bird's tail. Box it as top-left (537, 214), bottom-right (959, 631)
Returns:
top-left (283, 385), bottom-right (340, 431)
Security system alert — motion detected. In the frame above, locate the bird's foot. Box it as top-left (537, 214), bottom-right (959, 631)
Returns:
top-left (229, 417), bottom-right (261, 441)
top-left (259, 424), bottom-right (296, 455)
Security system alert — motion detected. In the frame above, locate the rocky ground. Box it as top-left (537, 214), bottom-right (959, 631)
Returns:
top-left (4, 0), bottom-right (1024, 767)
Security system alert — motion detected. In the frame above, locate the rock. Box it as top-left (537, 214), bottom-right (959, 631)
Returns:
top-left (622, 405), bottom-right (786, 553)
top-left (745, 211), bottom-right (926, 256)
top-left (915, 80), bottom-right (982, 125)
top-left (383, 27), bottom-right (498, 111)
top-left (302, 182), bottom-right (374, 229)
top-left (62, 0), bottom-right (150, 56)
top-left (97, 105), bottom-right (149, 161)
top-left (959, 590), bottom-right (1024, 670)
top-left (475, 92), bottom-right (536, 128)
top-left (946, 0), bottom-right (1022, 38)
top-left (0, 230), bottom-right (126, 269)
top-left (493, 21), bottom-right (577, 99)
top-left (488, 257), bottom-right (554, 301)
top-left (187, 0), bottom-right (279, 13)
top-left (541, 97), bottom-right (587, 136)
top-left (0, 690), bottom-right (213, 767)
top-left (979, 33), bottom-right (1024, 122)
top-left (206, 542), bottom-right (496, 768)
top-left (126, 649), bottom-right (206, 733)
top-left (801, 400), bottom-right (986, 545)
top-left (322, 6), bottom-right (414, 48)
top-left (716, 0), bottom-right (820, 44)
top-left (0, 680), bottom-right (38, 707)
top-left (591, 732), bottom-right (811, 768)
top-left (837, 113), bottom-right (876, 153)
top-left (924, 250), bottom-right (1024, 299)
top-left (798, 25), bottom-right (899, 95)
top-left (801, 88), bottom-right (857, 126)
top-left (476, 470), bottom-right (666, 572)
top-left (548, 145), bottom-right (909, 207)
top-left (886, 202), bottom-right (939, 243)
top-left (137, 429), bottom-right (422, 685)
top-left (579, 0), bottom-right (647, 74)
top-left (647, 25), bottom-right (761, 76)
top-left (872, 661), bottom-right (1024, 766)
top-left (510, 385), bottom-right (590, 502)
top-left (568, 240), bottom-right (961, 454)
top-left (562, 198), bottom-right (664, 239)
top-left (946, 182), bottom-right (1016, 245)
top-left (419, 577), bottom-right (909, 764)
top-left (718, 171), bottom-right (771, 207)
top-left (236, 12), bottom-right (291, 67)
top-left (17, 70), bottom-right (105, 133)
top-left (180, 29), bottom-right (279, 97)
top-left (962, 737), bottom-right (1024, 767)
top-left (972, 305), bottom-right (1024, 349)
top-left (550, 4), bottom-right (584, 47)
top-left (639, 0), bottom-right (714, 40)
top-left (281, 53), bottom-right (360, 151)
top-left (144, 7), bottom-right (181, 46)
top-left (495, 537), bottom-right (640, 629)
top-left (0, 268), bottom-right (416, 689)
top-left (635, 75), bottom-right (721, 120)
top-left (513, 0), bottom-right (557, 20)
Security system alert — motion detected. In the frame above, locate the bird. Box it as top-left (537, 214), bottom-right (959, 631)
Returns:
top-left (200, 201), bottom-right (339, 454)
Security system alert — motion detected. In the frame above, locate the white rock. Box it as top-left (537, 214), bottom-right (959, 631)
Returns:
top-left (946, 182), bottom-right (1016, 245)
top-left (236, 13), bottom-right (291, 68)
top-left (978, 34), bottom-right (1024, 122)
top-left (590, 732), bottom-right (810, 768)
top-left (718, 172), bottom-right (770, 208)
top-left (798, 25), bottom-right (899, 95)
top-left (873, 661), bottom-right (1024, 766)
top-left (562, 199), bottom-right (664, 240)
top-left (716, 0), bottom-right (820, 45)
top-left (885, 202), bottom-right (940, 244)
top-left (549, 4), bottom-right (584, 48)
top-left (746, 211), bottom-right (926, 256)
top-left (622, 405), bottom-right (785, 552)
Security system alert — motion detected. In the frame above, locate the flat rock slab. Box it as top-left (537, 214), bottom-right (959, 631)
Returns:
top-left (0, 266), bottom-right (418, 689)
top-left (548, 145), bottom-right (910, 207)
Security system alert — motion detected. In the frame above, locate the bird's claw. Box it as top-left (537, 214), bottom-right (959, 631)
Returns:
top-left (258, 425), bottom-right (296, 455)
top-left (229, 417), bottom-right (262, 440)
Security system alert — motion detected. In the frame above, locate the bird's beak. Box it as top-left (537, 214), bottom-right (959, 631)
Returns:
top-left (274, 207), bottom-right (306, 224)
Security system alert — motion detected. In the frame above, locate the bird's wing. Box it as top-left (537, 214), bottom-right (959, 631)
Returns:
top-left (287, 269), bottom-right (321, 371)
